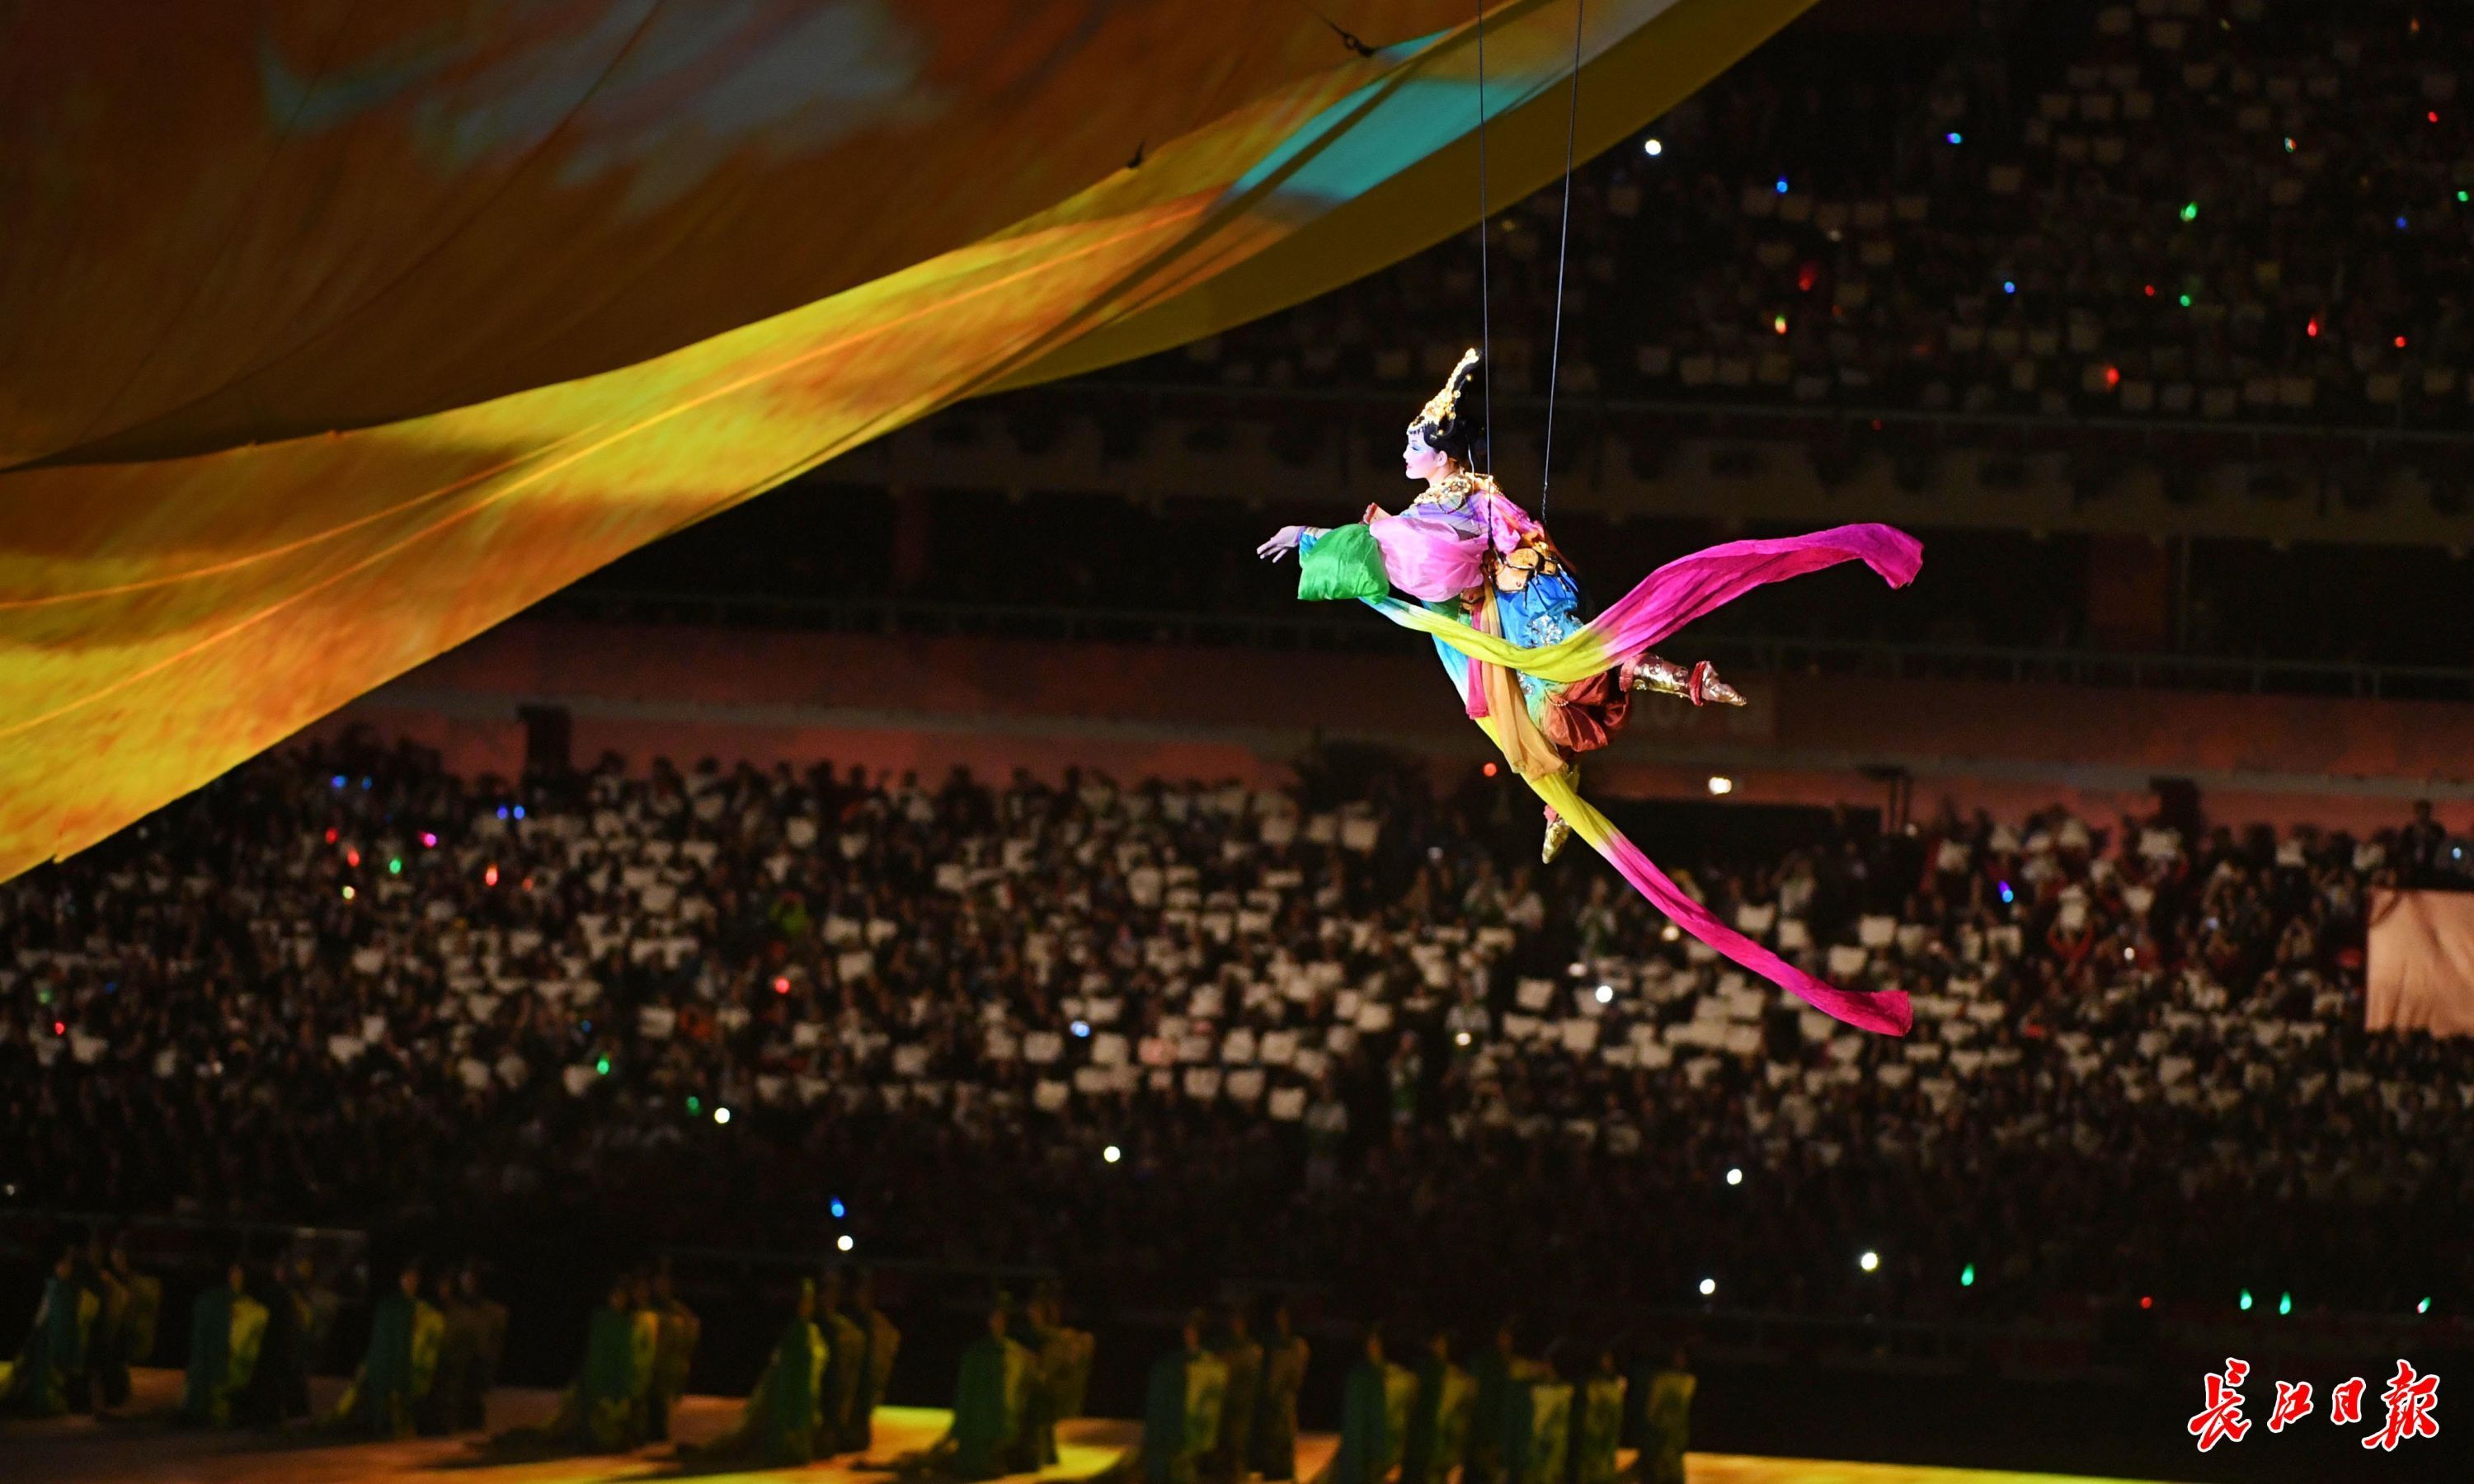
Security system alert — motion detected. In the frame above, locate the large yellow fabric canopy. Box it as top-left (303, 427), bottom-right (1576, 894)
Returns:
top-left (0, 0), bottom-right (1811, 881)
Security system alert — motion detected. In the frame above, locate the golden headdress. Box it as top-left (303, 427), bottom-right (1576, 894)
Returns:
top-left (1409, 347), bottom-right (1481, 432)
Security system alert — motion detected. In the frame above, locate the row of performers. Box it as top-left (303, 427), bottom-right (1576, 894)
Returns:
top-left (0, 1239), bottom-right (348, 1427)
top-left (1135, 1313), bottom-right (1695, 1484)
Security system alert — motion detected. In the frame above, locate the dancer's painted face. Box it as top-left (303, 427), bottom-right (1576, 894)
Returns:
top-left (1404, 426), bottom-right (1453, 481)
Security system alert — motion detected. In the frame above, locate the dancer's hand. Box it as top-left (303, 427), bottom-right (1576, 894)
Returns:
top-left (1255, 525), bottom-right (1307, 561)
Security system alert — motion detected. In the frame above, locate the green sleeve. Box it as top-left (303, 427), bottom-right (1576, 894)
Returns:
top-left (1296, 524), bottom-right (1390, 602)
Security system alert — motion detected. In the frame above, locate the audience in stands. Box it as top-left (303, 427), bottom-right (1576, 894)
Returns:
top-left (1152, 0), bottom-right (2474, 432)
top-left (3, 730), bottom-right (2467, 1348)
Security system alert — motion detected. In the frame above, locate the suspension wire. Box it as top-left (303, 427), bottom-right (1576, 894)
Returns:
top-left (1474, 0), bottom-right (1493, 473)
top-left (1539, 0), bottom-right (1585, 512)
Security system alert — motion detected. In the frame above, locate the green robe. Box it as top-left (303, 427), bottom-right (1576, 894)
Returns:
top-left (1141, 1347), bottom-right (1228, 1484)
top-left (1506, 1381), bottom-right (1573, 1484)
top-left (331, 1293), bottom-right (445, 1437)
top-left (1020, 1321), bottom-right (1068, 1467)
top-left (948, 1334), bottom-right (1034, 1480)
top-left (1399, 1359), bottom-right (1475, 1484)
top-left (1212, 1339), bottom-right (1263, 1484)
top-left (1251, 1334), bottom-right (1307, 1481)
top-left (101, 1273), bottom-right (162, 1407)
top-left (487, 1307), bottom-right (654, 1456)
top-left (850, 1307), bottom-right (901, 1452)
top-left (1570, 1376), bottom-right (1626, 1484)
top-left (181, 1287), bottom-right (269, 1427)
top-left (1631, 1369), bottom-right (1696, 1484)
top-left (1465, 1350), bottom-right (1513, 1484)
top-left (0, 1278), bottom-right (97, 1416)
top-left (689, 1317), bottom-right (828, 1468)
top-left (422, 1298), bottom-right (480, 1435)
top-left (1330, 1359), bottom-right (1416, 1484)
top-left (817, 1308), bottom-right (866, 1457)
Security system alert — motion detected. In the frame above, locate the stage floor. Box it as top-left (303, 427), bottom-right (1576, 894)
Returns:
top-left (1, 1371), bottom-right (2185, 1484)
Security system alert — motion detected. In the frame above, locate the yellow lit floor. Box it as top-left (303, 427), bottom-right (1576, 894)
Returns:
top-left (0, 1371), bottom-right (2186, 1484)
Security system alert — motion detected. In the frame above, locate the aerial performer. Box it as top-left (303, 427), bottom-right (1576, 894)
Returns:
top-left (1256, 350), bottom-right (1919, 1036)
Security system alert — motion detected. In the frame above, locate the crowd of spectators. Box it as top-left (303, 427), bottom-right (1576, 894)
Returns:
top-left (1147, 0), bottom-right (2474, 435)
top-left (6, 730), bottom-right (2467, 1349)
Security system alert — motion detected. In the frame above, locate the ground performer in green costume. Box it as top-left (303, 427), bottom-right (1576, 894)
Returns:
top-left (646, 1261), bottom-right (698, 1444)
top-left (181, 1261), bottom-right (269, 1427)
top-left (329, 1260), bottom-right (444, 1438)
top-left (491, 1276), bottom-right (657, 1455)
top-left (943, 1301), bottom-right (1035, 1480)
top-left (1570, 1348), bottom-right (1628, 1484)
top-left (816, 1268), bottom-right (868, 1458)
top-left (1634, 1349), bottom-right (1696, 1484)
top-left (327, 1260), bottom-right (444, 1438)
top-left (1250, 1302), bottom-right (1307, 1482)
top-left (1399, 1328), bottom-right (1475, 1484)
top-left (1330, 1327), bottom-right (1413, 1484)
top-left (1141, 1311), bottom-right (1228, 1484)
top-left (849, 1269), bottom-right (901, 1453)
top-left (684, 1279), bottom-right (830, 1468)
top-left (1211, 1303), bottom-right (1263, 1484)
top-left (0, 1250), bottom-right (96, 1417)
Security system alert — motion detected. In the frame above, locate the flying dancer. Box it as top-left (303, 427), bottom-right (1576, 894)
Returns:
top-left (1258, 350), bottom-right (1920, 1035)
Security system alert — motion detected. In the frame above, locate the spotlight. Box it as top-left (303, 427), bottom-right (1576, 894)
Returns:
top-left (1455, 1031), bottom-right (1472, 1047)
top-left (1594, 985), bottom-right (1615, 1004)
top-left (1103, 1144), bottom-right (1123, 1164)
top-left (1706, 776), bottom-right (1734, 796)
top-left (1643, 138), bottom-right (1663, 157)
top-left (1860, 1250), bottom-right (1880, 1273)
top-left (714, 1106), bottom-right (731, 1125)
top-left (1726, 1167), bottom-right (1743, 1186)
top-left (1071, 1020), bottom-right (1093, 1038)
top-left (837, 1233), bottom-right (855, 1253)
top-left (1698, 1278), bottom-right (1716, 1297)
